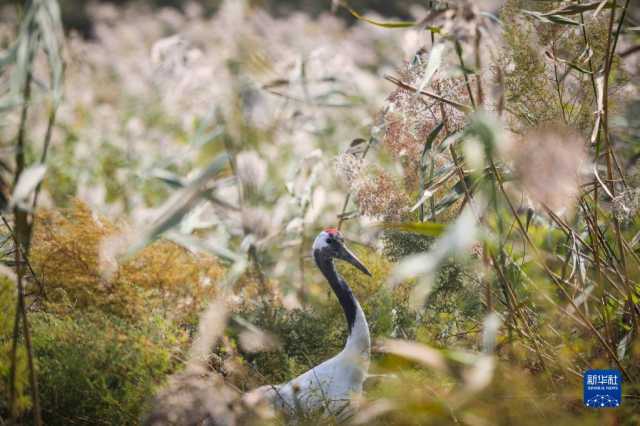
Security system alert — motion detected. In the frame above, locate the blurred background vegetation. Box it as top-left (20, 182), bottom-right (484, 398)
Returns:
top-left (56, 0), bottom-right (424, 37)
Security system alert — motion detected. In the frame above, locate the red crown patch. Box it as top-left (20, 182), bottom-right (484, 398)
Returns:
top-left (324, 227), bottom-right (340, 236)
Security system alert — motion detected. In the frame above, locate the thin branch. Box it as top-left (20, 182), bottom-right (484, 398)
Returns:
top-left (601, 0), bottom-right (636, 334)
top-left (489, 159), bottom-right (633, 382)
top-left (4, 214), bottom-right (42, 426)
top-left (384, 75), bottom-right (474, 113)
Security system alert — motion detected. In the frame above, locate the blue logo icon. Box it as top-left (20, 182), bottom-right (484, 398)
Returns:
top-left (584, 369), bottom-right (621, 408)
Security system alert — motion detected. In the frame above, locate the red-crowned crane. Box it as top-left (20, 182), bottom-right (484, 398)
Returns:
top-left (244, 227), bottom-right (371, 420)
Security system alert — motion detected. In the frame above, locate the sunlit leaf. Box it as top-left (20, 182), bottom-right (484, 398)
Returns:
top-left (380, 221), bottom-right (444, 237)
top-left (338, 1), bottom-right (416, 28)
top-left (415, 43), bottom-right (445, 95)
top-left (533, 1), bottom-right (612, 17)
top-left (409, 190), bottom-right (434, 213)
top-left (377, 338), bottom-right (449, 373)
top-left (127, 154), bottom-right (229, 255)
top-left (11, 164), bottom-right (46, 209)
top-left (544, 50), bottom-right (593, 75)
top-left (422, 122), bottom-right (445, 158)
top-left (167, 232), bottom-right (243, 264)
top-left (591, 72), bottom-right (605, 144)
top-left (617, 332), bottom-right (632, 360)
top-left (462, 355), bottom-right (495, 393)
top-left (523, 10), bottom-right (583, 26)
top-left (465, 113), bottom-right (504, 160)
top-left (481, 313), bottom-right (501, 353)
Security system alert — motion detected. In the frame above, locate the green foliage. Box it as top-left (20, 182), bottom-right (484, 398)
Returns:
top-left (0, 277), bottom-right (31, 417)
top-left (0, 277), bottom-right (188, 424)
top-left (420, 261), bottom-right (483, 347)
top-left (1, 202), bottom-right (225, 422)
top-left (236, 305), bottom-right (344, 385)
top-left (31, 310), bottom-right (187, 425)
top-left (501, 0), bottom-right (562, 128)
top-left (383, 230), bottom-right (434, 261)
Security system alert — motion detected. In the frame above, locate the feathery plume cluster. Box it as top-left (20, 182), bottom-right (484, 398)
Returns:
top-left (612, 188), bottom-right (640, 223)
top-left (145, 298), bottom-right (239, 425)
top-left (0, 0), bottom-right (412, 232)
top-left (336, 152), bottom-right (408, 220)
top-left (240, 207), bottom-right (277, 241)
top-left (236, 151), bottom-right (268, 190)
top-left (144, 368), bottom-right (239, 426)
top-left (381, 56), bottom-right (470, 185)
top-left (506, 124), bottom-right (588, 213)
top-left (354, 169), bottom-right (409, 221)
top-left (335, 152), bottom-right (366, 188)
top-left (340, 38), bottom-right (475, 222)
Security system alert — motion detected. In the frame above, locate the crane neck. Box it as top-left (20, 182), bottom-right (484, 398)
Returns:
top-left (313, 251), bottom-right (370, 357)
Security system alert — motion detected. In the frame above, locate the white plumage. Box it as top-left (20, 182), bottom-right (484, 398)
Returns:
top-left (245, 229), bottom-right (371, 420)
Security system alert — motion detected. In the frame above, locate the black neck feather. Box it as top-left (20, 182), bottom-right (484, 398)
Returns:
top-left (314, 250), bottom-right (357, 334)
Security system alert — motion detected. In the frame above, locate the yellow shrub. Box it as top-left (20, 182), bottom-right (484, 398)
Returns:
top-left (30, 201), bottom-right (224, 323)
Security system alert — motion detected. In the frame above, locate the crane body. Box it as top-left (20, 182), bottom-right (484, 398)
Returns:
top-left (245, 228), bottom-right (371, 419)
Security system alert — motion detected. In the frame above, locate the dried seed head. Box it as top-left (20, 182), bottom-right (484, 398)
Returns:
top-left (239, 328), bottom-right (279, 353)
top-left (353, 169), bottom-right (409, 221)
top-left (236, 150), bottom-right (268, 189)
top-left (241, 207), bottom-right (274, 240)
top-left (612, 188), bottom-right (640, 223)
top-left (507, 124), bottom-right (588, 213)
top-left (379, 49), bottom-right (471, 190)
top-left (188, 298), bottom-right (228, 369)
top-left (335, 152), bottom-right (365, 187)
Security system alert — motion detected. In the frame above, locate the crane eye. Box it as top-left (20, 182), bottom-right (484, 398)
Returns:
top-left (326, 237), bottom-right (335, 244)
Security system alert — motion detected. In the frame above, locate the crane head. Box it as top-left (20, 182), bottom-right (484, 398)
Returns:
top-left (312, 228), bottom-right (371, 276)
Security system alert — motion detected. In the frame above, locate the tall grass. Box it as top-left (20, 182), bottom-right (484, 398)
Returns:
top-left (1, 1), bottom-right (64, 424)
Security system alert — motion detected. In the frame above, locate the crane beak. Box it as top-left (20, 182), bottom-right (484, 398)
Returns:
top-left (339, 244), bottom-right (372, 276)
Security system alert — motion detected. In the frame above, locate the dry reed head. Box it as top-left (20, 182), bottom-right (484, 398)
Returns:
top-left (145, 298), bottom-right (238, 426)
top-left (143, 368), bottom-right (239, 426)
top-left (336, 152), bottom-right (409, 221)
top-left (506, 124), bottom-right (588, 213)
top-left (354, 170), bottom-right (409, 221)
top-left (236, 150), bottom-right (268, 190)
